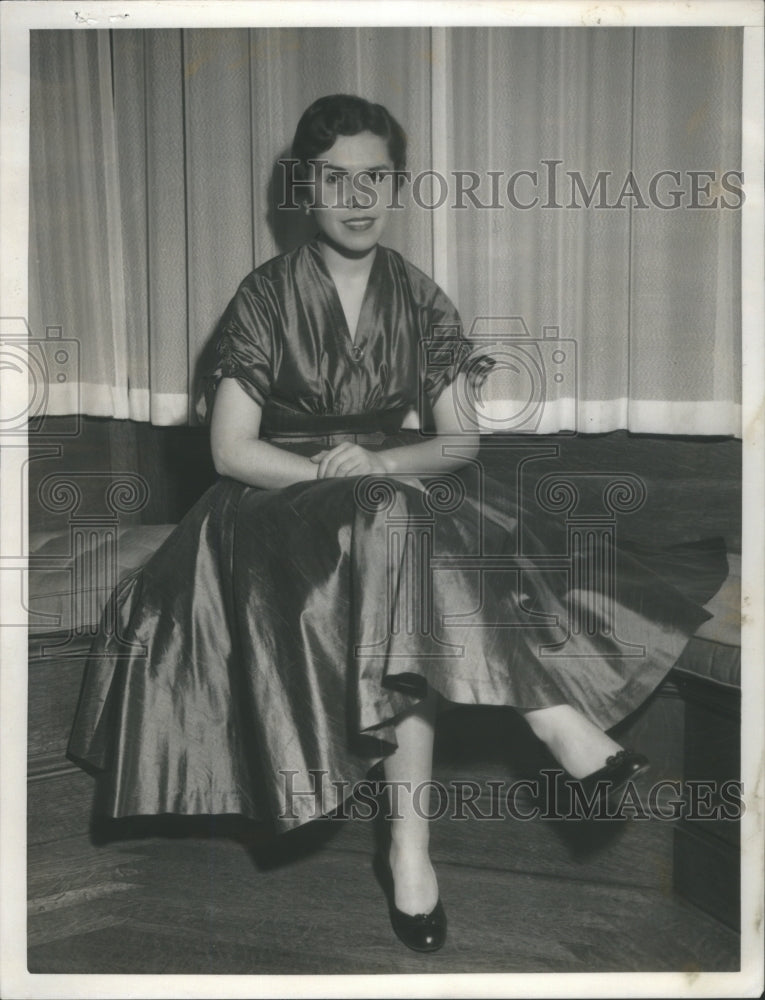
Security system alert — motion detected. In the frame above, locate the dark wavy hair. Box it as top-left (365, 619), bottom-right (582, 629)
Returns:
top-left (290, 94), bottom-right (407, 183)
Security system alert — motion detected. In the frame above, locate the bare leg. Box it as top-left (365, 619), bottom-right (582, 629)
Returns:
top-left (523, 704), bottom-right (623, 778)
top-left (383, 689), bottom-right (439, 916)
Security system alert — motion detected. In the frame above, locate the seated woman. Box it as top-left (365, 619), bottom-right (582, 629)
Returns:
top-left (68, 94), bottom-right (727, 954)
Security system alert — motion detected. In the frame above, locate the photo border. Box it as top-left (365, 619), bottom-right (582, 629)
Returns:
top-left (2, 2), bottom-right (763, 998)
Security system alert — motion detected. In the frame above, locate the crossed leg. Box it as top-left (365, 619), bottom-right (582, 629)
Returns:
top-left (385, 693), bottom-right (624, 914)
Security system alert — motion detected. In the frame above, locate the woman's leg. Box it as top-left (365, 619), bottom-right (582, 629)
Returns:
top-left (383, 689), bottom-right (439, 915)
top-left (522, 703), bottom-right (623, 778)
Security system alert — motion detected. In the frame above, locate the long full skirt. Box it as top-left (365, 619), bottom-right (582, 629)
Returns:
top-left (68, 437), bottom-right (728, 830)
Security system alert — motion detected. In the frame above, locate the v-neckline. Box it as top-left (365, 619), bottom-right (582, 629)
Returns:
top-left (308, 239), bottom-right (381, 350)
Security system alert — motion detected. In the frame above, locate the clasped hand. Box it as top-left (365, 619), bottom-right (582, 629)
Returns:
top-left (311, 442), bottom-right (389, 479)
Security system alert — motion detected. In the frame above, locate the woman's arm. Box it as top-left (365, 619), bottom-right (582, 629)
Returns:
top-left (210, 378), bottom-right (318, 488)
top-left (313, 373), bottom-right (479, 479)
top-left (382, 372), bottom-right (480, 474)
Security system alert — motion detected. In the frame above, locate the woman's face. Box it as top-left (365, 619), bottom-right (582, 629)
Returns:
top-left (309, 131), bottom-right (395, 257)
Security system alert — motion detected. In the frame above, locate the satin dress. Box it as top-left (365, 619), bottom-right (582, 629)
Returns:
top-left (67, 239), bottom-right (727, 830)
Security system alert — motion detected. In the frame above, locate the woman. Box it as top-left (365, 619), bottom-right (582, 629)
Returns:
top-left (68, 94), bottom-right (728, 954)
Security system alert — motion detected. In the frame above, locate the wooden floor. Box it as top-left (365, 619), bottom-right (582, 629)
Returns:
top-left (28, 756), bottom-right (740, 975)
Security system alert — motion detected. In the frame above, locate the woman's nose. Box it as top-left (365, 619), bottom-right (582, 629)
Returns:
top-left (343, 175), bottom-right (362, 209)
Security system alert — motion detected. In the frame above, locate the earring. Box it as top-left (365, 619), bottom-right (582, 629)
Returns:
top-left (302, 202), bottom-right (311, 216)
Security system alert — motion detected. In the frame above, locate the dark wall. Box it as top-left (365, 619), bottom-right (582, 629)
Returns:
top-left (27, 418), bottom-right (742, 553)
top-left (27, 417), bottom-right (217, 531)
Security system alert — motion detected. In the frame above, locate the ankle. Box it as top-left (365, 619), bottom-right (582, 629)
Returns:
top-left (386, 839), bottom-right (438, 915)
top-left (522, 705), bottom-right (623, 779)
top-left (523, 704), bottom-right (572, 743)
top-left (389, 828), bottom-right (430, 860)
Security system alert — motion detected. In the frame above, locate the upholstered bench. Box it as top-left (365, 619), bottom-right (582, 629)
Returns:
top-left (27, 522), bottom-right (742, 928)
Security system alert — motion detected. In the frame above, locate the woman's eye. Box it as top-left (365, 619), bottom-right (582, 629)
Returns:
top-left (323, 171), bottom-right (348, 186)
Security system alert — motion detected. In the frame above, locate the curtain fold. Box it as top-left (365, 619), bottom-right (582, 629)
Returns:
top-left (30, 31), bottom-right (132, 417)
top-left (29, 27), bottom-right (742, 435)
top-left (444, 28), bottom-right (637, 433)
top-left (627, 28), bottom-right (742, 434)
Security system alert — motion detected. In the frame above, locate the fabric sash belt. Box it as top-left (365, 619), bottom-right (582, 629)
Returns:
top-left (260, 403), bottom-right (410, 441)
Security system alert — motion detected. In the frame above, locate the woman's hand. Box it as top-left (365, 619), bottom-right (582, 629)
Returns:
top-left (311, 442), bottom-right (389, 479)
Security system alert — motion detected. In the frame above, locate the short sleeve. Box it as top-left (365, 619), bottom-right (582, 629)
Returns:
top-left (420, 285), bottom-right (495, 408)
top-left (200, 276), bottom-right (274, 419)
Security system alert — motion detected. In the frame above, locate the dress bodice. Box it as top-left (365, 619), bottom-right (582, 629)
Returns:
top-left (205, 239), bottom-right (481, 437)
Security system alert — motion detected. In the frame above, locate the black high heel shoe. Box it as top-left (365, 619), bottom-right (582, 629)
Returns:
top-left (373, 853), bottom-right (447, 953)
top-left (565, 748), bottom-right (650, 813)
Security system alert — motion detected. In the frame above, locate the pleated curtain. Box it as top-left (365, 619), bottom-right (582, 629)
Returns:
top-left (29, 27), bottom-right (742, 434)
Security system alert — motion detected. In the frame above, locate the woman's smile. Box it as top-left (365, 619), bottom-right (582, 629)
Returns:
top-left (343, 217), bottom-right (377, 231)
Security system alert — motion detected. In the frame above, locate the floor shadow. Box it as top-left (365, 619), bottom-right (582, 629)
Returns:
top-left (435, 705), bottom-right (635, 858)
top-left (88, 809), bottom-right (351, 871)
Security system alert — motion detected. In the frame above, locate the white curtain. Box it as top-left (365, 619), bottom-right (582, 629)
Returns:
top-left (29, 27), bottom-right (742, 435)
